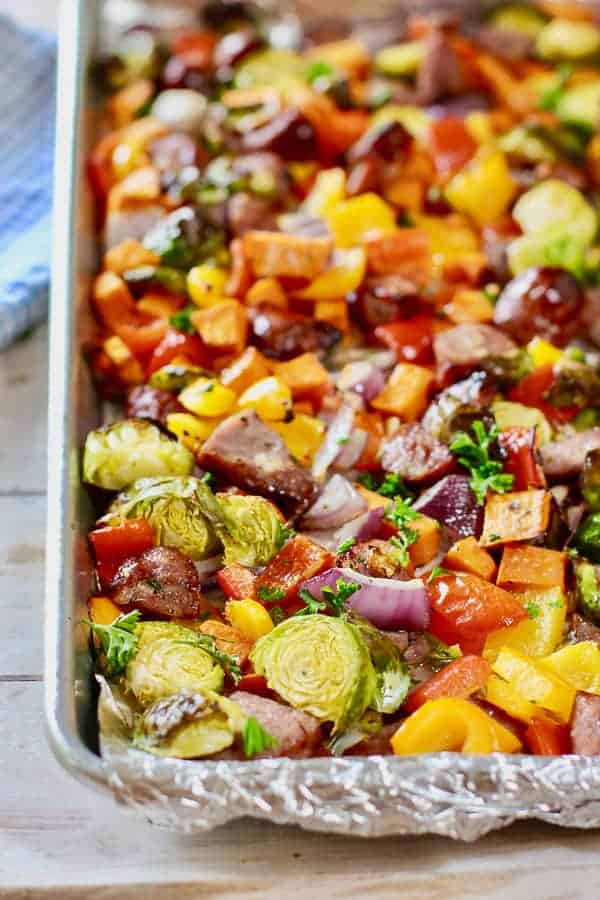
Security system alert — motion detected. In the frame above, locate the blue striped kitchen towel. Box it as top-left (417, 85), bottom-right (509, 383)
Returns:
top-left (0, 16), bottom-right (55, 349)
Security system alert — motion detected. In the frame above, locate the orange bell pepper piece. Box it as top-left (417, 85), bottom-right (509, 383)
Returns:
top-left (406, 655), bottom-right (491, 713)
top-left (444, 536), bottom-right (497, 582)
top-left (525, 715), bottom-right (572, 756)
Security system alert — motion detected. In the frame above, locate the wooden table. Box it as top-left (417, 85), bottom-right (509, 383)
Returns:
top-left (2, 2), bottom-right (600, 896)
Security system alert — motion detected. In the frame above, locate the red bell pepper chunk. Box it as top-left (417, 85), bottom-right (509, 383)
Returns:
top-left (525, 715), bottom-right (572, 756)
top-left (89, 519), bottom-right (155, 586)
top-left (509, 364), bottom-right (578, 427)
top-left (405, 654), bottom-right (491, 713)
top-left (497, 427), bottom-right (546, 491)
top-left (236, 674), bottom-right (272, 697)
top-left (428, 117), bottom-right (478, 179)
top-left (93, 277), bottom-right (168, 362)
top-left (146, 327), bottom-right (212, 375)
top-left (172, 30), bottom-right (217, 68)
top-left (255, 535), bottom-right (335, 606)
top-left (428, 573), bottom-right (528, 655)
top-left (217, 563), bottom-right (257, 600)
top-left (374, 315), bottom-right (437, 365)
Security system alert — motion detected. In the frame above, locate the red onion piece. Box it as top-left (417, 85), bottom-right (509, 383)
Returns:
top-left (337, 361), bottom-right (387, 402)
top-left (303, 506), bottom-right (386, 552)
top-left (300, 566), bottom-right (430, 631)
top-left (413, 474), bottom-right (483, 539)
top-left (334, 429), bottom-right (368, 470)
top-left (312, 404), bottom-right (355, 480)
top-left (194, 555), bottom-right (223, 580)
top-left (300, 474), bottom-right (367, 530)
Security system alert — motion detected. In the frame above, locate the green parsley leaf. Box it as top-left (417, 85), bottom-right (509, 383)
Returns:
top-left (336, 537), bottom-right (356, 555)
top-left (483, 283), bottom-right (500, 304)
top-left (169, 306), bottom-right (196, 334)
top-left (357, 473), bottom-right (378, 491)
top-left (200, 471), bottom-right (216, 486)
top-left (242, 716), bottom-right (278, 758)
top-left (257, 585), bottom-right (286, 602)
top-left (144, 578), bottom-right (162, 592)
top-left (270, 605), bottom-right (285, 625)
top-left (539, 63), bottom-right (573, 112)
top-left (385, 497), bottom-right (421, 567)
top-left (191, 632), bottom-right (241, 684)
top-left (488, 533), bottom-right (501, 543)
top-left (306, 60), bottom-right (335, 84)
top-left (378, 473), bottom-right (411, 499)
top-left (427, 566), bottom-right (453, 583)
top-left (275, 521), bottom-right (296, 550)
top-left (296, 588), bottom-right (328, 616)
top-left (87, 610), bottom-right (141, 678)
top-left (337, 435), bottom-right (350, 445)
top-left (525, 600), bottom-right (541, 620)
top-left (450, 420), bottom-right (514, 505)
top-left (295, 578), bottom-right (360, 617)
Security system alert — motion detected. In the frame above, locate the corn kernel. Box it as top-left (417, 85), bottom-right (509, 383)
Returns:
top-left (238, 376), bottom-right (293, 421)
top-left (166, 412), bottom-right (220, 450)
top-left (187, 264), bottom-right (228, 307)
top-left (225, 598), bottom-right (274, 641)
top-left (271, 413), bottom-right (326, 465)
top-left (178, 378), bottom-right (237, 417)
top-left (528, 336), bottom-right (564, 368)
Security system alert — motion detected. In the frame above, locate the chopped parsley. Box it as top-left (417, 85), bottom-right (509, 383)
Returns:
top-left (200, 471), bottom-right (216, 486)
top-left (336, 537), bottom-right (356, 555)
top-left (306, 60), bottom-right (335, 84)
top-left (144, 578), bottom-right (162, 592)
top-left (357, 472), bottom-right (413, 500)
top-left (242, 716), bottom-right (278, 758)
top-left (257, 585), bottom-right (286, 602)
top-left (337, 435), bottom-right (350, 445)
top-left (488, 533), bottom-right (501, 543)
top-left (269, 605), bottom-right (285, 625)
top-left (275, 521), bottom-right (295, 550)
top-left (385, 497), bottom-right (421, 567)
top-left (525, 600), bottom-right (541, 620)
top-left (296, 577), bottom-right (360, 617)
top-left (450, 420), bottom-right (514, 505)
top-left (427, 566), bottom-right (453, 583)
top-left (539, 63), bottom-right (573, 112)
top-left (86, 610), bottom-right (141, 678)
top-left (169, 306), bottom-right (196, 334)
top-left (192, 633), bottom-right (241, 684)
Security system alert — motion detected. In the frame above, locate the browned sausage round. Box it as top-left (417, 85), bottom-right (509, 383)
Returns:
top-left (380, 423), bottom-right (455, 485)
top-left (494, 267), bottom-right (584, 347)
top-left (111, 546), bottom-right (204, 618)
top-left (126, 385), bottom-right (184, 425)
top-left (251, 304), bottom-right (341, 360)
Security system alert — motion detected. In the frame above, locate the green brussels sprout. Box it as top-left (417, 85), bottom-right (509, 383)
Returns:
top-left (351, 617), bottom-right (410, 715)
top-left (556, 81), bottom-right (600, 130)
top-left (582, 449), bottom-right (600, 512)
top-left (489, 4), bottom-right (547, 39)
top-left (251, 614), bottom-right (377, 734)
top-left (134, 688), bottom-right (245, 758)
top-left (143, 206), bottom-right (224, 270)
top-left (536, 19), bottom-right (600, 61)
top-left (498, 126), bottom-right (558, 165)
top-left (328, 709), bottom-right (383, 756)
top-left (122, 265), bottom-right (188, 295)
top-left (107, 476), bottom-right (221, 559)
top-left (574, 513), bottom-right (600, 563)
top-left (125, 622), bottom-right (224, 706)
top-left (234, 49), bottom-right (307, 90)
top-left (216, 493), bottom-right (282, 567)
top-left (375, 41), bottom-right (424, 77)
top-left (512, 179), bottom-right (597, 244)
top-left (149, 363), bottom-right (210, 393)
top-left (575, 561), bottom-right (600, 625)
top-left (83, 420), bottom-right (195, 491)
top-left (546, 362), bottom-right (600, 410)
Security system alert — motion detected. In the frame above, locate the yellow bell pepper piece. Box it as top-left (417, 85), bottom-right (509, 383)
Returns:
top-left (302, 167), bottom-right (346, 219)
top-left (483, 587), bottom-right (566, 664)
top-left (372, 104), bottom-right (431, 140)
top-left (542, 641), bottom-right (600, 695)
top-left (465, 111), bottom-right (494, 144)
top-left (166, 412), bottom-right (221, 451)
top-left (225, 598), bottom-right (274, 641)
top-left (178, 378), bottom-right (237, 418)
top-left (491, 647), bottom-right (575, 723)
top-left (391, 697), bottom-right (522, 754)
top-left (245, 277), bottom-right (288, 310)
top-left (328, 194), bottom-right (397, 249)
top-left (271, 413), bottom-right (326, 466)
top-left (412, 214), bottom-right (480, 269)
top-left (371, 363), bottom-right (435, 421)
top-left (445, 150), bottom-right (518, 225)
top-left (298, 248), bottom-right (366, 301)
top-left (527, 336), bottom-right (564, 369)
top-left (238, 376), bottom-right (293, 421)
top-left (485, 674), bottom-right (537, 723)
top-left (88, 596), bottom-right (122, 626)
top-left (187, 264), bottom-right (228, 307)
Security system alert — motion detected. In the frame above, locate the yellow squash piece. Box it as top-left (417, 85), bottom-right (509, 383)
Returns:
top-left (527, 336), bottom-right (564, 368)
top-left (391, 697), bottom-right (522, 754)
top-left (542, 641), bottom-right (600, 695)
top-left (445, 150), bottom-right (517, 226)
top-left (238, 376), bottom-right (293, 421)
top-left (166, 412), bottom-right (221, 451)
top-left (491, 647), bottom-right (575, 723)
top-left (298, 248), bottom-right (367, 300)
top-left (302, 167), bottom-right (346, 219)
top-left (225, 598), bottom-right (274, 641)
top-left (271, 414), bottom-right (326, 466)
top-left (483, 587), bottom-right (566, 664)
top-left (328, 194), bottom-right (397, 248)
top-left (178, 378), bottom-right (237, 418)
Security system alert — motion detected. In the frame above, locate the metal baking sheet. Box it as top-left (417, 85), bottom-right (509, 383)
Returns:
top-left (45, 0), bottom-right (600, 838)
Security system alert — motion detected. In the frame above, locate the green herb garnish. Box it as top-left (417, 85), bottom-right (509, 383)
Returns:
top-left (450, 420), bottom-right (514, 505)
top-left (200, 471), bottom-right (216, 486)
top-left (144, 578), bottom-right (162, 592)
top-left (276, 521), bottom-right (296, 550)
top-left (86, 610), bottom-right (141, 678)
top-left (191, 633), bottom-right (241, 684)
top-left (525, 600), bottom-right (541, 620)
top-left (385, 497), bottom-right (421, 567)
top-left (257, 585), bottom-right (286, 602)
top-left (427, 566), bottom-right (453, 583)
top-left (336, 537), bottom-right (356, 555)
top-left (306, 60), bottom-right (335, 84)
top-left (539, 63), bottom-right (573, 112)
top-left (296, 577), bottom-right (360, 617)
top-left (169, 306), bottom-right (196, 334)
top-left (357, 472), bottom-right (413, 500)
top-left (242, 716), bottom-right (278, 758)
top-left (270, 605), bottom-right (285, 625)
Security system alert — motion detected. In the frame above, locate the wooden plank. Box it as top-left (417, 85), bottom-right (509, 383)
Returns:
top-left (3, 683), bottom-right (600, 898)
top-left (0, 325), bottom-right (48, 494)
top-left (0, 495), bottom-right (45, 676)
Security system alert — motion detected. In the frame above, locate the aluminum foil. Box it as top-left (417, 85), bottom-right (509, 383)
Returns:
top-left (97, 679), bottom-right (600, 839)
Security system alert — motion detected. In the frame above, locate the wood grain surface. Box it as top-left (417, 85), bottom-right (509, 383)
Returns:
top-left (1, 1), bottom-right (600, 896)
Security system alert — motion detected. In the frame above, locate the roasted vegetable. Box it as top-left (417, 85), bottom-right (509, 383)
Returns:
top-left (83, 420), bottom-right (194, 491)
top-left (352, 617), bottom-right (410, 715)
top-left (574, 513), bottom-right (600, 563)
top-left (216, 493), bottom-right (283, 567)
top-left (143, 206), bottom-right (224, 270)
top-left (576, 562), bottom-right (600, 625)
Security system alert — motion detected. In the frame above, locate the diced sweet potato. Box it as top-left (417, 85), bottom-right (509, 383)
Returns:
top-left (480, 490), bottom-right (552, 547)
top-left (371, 363), bottom-right (435, 421)
top-left (496, 545), bottom-right (567, 592)
top-left (246, 277), bottom-right (288, 309)
top-left (191, 299), bottom-right (248, 353)
top-left (220, 347), bottom-right (272, 394)
top-left (272, 352), bottom-right (330, 397)
top-left (444, 536), bottom-right (498, 582)
top-left (409, 515), bottom-right (441, 567)
top-left (104, 239), bottom-right (160, 275)
top-left (242, 231), bottom-right (332, 280)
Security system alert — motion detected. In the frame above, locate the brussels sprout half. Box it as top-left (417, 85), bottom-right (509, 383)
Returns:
top-left (83, 419), bottom-right (195, 491)
top-left (216, 493), bottom-right (283, 567)
top-left (106, 476), bottom-right (221, 560)
top-left (134, 688), bottom-right (245, 758)
top-left (251, 614), bottom-right (377, 734)
top-left (351, 616), bottom-right (410, 715)
top-left (576, 562), bottom-right (600, 625)
top-left (125, 621), bottom-right (225, 707)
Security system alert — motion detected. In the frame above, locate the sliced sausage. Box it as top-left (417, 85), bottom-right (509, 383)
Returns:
top-left (540, 429), bottom-right (600, 481)
top-left (251, 304), bottom-right (341, 360)
top-left (125, 385), bottom-right (184, 425)
top-left (337, 539), bottom-right (411, 580)
top-left (416, 29), bottom-right (464, 105)
top-left (571, 692), bottom-right (600, 755)
top-left (227, 192), bottom-right (278, 237)
top-left (493, 267), bottom-right (584, 347)
top-left (347, 120), bottom-right (412, 165)
top-left (229, 691), bottom-right (322, 758)
top-left (240, 109), bottom-right (317, 160)
top-left (433, 323), bottom-right (517, 369)
top-left (110, 546), bottom-right (204, 618)
top-left (380, 423), bottom-right (455, 485)
top-left (572, 613), bottom-right (600, 646)
top-left (197, 409), bottom-right (319, 516)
